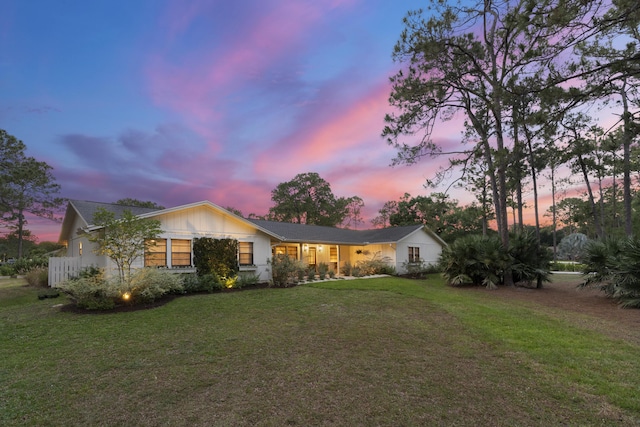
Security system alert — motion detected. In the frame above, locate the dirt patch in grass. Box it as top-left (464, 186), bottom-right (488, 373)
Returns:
top-left (469, 274), bottom-right (640, 345)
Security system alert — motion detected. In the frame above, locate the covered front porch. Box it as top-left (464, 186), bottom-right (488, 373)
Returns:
top-left (272, 242), bottom-right (397, 275)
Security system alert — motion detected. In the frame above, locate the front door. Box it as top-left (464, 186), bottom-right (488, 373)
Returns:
top-left (307, 247), bottom-right (317, 271)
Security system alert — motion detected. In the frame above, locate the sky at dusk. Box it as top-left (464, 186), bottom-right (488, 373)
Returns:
top-left (1, 0), bottom-right (574, 242)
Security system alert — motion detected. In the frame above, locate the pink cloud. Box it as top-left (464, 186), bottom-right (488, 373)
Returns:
top-left (145, 0), bottom-right (359, 142)
top-left (253, 81), bottom-right (392, 175)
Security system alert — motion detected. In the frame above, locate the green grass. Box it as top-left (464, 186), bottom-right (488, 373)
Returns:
top-left (2, 276), bottom-right (639, 426)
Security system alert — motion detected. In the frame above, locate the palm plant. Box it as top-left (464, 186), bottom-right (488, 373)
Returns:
top-left (509, 232), bottom-right (552, 288)
top-left (581, 238), bottom-right (640, 308)
top-left (440, 235), bottom-right (508, 289)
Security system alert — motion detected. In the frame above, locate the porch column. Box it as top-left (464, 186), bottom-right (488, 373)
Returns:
top-left (166, 238), bottom-right (172, 268)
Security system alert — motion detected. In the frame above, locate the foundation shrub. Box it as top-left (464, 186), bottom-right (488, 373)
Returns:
top-left (182, 273), bottom-right (223, 293)
top-left (341, 261), bottom-right (353, 276)
top-left (269, 254), bottom-right (304, 287)
top-left (237, 272), bottom-right (260, 287)
top-left (193, 237), bottom-right (239, 278)
top-left (317, 262), bottom-right (329, 279)
top-left (306, 266), bottom-right (316, 281)
top-left (297, 268), bottom-right (306, 282)
top-left (127, 268), bottom-right (184, 303)
top-left (351, 266), bottom-right (363, 277)
top-left (59, 268), bottom-right (183, 310)
top-left (402, 259), bottom-right (439, 278)
top-left (58, 275), bottom-right (119, 310)
top-left (355, 252), bottom-right (395, 276)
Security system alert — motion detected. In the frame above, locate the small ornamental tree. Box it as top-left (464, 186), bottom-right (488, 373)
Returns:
top-left (85, 208), bottom-right (163, 283)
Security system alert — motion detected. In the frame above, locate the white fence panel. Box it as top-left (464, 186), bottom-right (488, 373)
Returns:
top-left (48, 257), bottom-right (82, 287)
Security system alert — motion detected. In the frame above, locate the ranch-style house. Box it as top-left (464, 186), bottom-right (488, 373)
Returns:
top-left (50, 200), bottom-right (446, 286)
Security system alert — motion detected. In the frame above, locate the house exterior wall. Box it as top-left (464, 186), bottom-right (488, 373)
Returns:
top-left (341, 244), bottom-right (396, 272)
top-left (129, 205), bottom-right (273, 281)
top-left (60, 204), bottom-right (274, 282)
top-left (395, 231), bottom-right (442, 274)
top-left (64, 214), bottom-right (109, 270)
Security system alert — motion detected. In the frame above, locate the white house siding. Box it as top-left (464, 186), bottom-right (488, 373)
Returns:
top-left (342, 244), bottom-right (396, 271)
top-left (396, 230), bottom-right (442, 274)
top-left (64, 214), bottom-right (108, 270)
top-left (134, 205), bottom-right (273, 281)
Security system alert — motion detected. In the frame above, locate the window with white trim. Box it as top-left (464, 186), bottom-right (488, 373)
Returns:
top-left (273, 245), bottom-right (298, 259)
top-left (408, 246), bottom-right (420, 263)
top-left (239, 242), bottom-right (254, 266)
top-left (171, 239), bottom-right (191, 267)
top-left (145, 239), bottom-right (167, 267)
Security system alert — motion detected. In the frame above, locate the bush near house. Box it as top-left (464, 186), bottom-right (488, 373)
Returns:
top-left (269, 254), bottom-right (305, 287)
top-left (58, 268), bottom-right (183, 310)
top-left (126, 268), bottom-right (184, 303)
top-left (193, 237), bottom-right (239, 282)
top-left (401, 259), bottom-right (440, 279)
top-left (341, 261), bottom-right (353, 276)
top-left (355, 255), bottom-right (396, 276)
top-left (317, 262), bottom-right (329, 279)
top-left (181, 273), bottom-right (224, 293)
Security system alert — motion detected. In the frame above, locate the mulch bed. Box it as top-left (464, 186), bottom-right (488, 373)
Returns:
top-left (57, 282), bottom-right (272, 314)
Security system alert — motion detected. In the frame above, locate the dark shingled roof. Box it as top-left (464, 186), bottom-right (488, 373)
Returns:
top-left (70, 200), bottom-right (162, 226)
top-left (248, 219), bottom-right (426, 245)
top-left (59, 200), bottom-right (444, 246)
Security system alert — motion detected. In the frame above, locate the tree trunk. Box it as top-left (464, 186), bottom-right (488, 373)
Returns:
top-left (17, 211), bottom-right (25, 259)
top-left (551, 166), bottom-right (558, 261)
top-left (578, 154), bottom-right (605, 239)
top-left (621, 82), bottom-right (633, 236)
top-left (526, 135), bottom-right (541, 243)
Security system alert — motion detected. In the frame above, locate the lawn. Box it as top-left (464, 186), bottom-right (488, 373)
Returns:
top-left (2, 275), bottom-right (639, 426)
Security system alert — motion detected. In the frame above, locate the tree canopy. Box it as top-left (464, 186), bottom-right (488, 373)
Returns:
top-left (0, 129), bottom-right (63, 258)
top-left (268, 172), bottom-right (362, 227)
top-left (115, 198), bottom-right (165, 210)
top-left (372, 192), bottom-right (487, 243)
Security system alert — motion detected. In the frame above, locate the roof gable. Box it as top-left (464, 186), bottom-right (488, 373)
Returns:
top-left (59, 200), bottom-right (283, 242)
top-left (58, 200), bottom-right (162, 243)
top-left (71, 200), bottom-right (161, 225)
